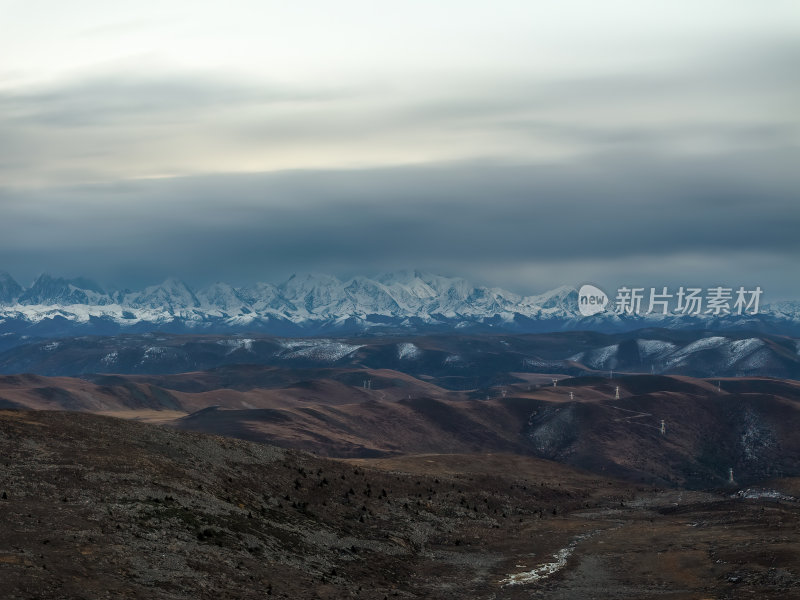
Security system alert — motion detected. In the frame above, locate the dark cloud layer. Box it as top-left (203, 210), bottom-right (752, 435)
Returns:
top-left (1, 148), bottom-right (798, 298)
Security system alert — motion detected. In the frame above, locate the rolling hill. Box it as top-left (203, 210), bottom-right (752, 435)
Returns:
top-left (1, 366), bottom-right (799, 489)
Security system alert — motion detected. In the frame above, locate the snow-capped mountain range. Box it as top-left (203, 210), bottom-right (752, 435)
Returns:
top-left (0, 270), bottom-right (798, 340)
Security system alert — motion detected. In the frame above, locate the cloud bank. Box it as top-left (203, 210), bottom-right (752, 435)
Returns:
top-left (0, 1), bottom-right (798, 299)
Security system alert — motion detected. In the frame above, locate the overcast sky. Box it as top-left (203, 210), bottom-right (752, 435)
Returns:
top-left (1, 1), bottom-right (798, 298)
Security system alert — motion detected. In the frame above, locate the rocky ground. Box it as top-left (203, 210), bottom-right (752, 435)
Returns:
top-left (1, 409), bottom-right (799, 599)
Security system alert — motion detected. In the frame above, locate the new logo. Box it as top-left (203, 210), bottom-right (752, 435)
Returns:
top-left (578, 284), bottom-right (609, 316)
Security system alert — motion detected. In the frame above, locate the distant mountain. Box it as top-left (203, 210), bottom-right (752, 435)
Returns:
top-left (0, 271), bottom-right (798, 340)
top-left (123, 278), bottom-right (201, 313)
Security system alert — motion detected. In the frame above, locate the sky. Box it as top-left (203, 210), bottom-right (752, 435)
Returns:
top-left (1, 1), bottom-right (799, 299)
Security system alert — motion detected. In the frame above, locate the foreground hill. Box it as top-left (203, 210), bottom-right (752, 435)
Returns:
top-left (2, 410), bottom-right (800, 599)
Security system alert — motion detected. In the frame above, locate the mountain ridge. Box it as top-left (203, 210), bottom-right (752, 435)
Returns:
top-left (0, 270), bottom-right (798, 338)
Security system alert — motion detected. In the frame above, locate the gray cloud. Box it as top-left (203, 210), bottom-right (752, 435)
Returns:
top-left (0, 72), bottom-right (345, 127)
top-left (1, 149), bottom-right (798, 299)
top-left (0, 21), bottom-right (797, 300)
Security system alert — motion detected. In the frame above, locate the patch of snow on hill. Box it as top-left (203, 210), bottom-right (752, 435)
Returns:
top-left (732, 488), bottom-right (796, 501)
top-left (584, 344), bottom-right (618, 369)
top-left (637, 339), bottom-right (677, 359)
top-left (740, 408), bottom-right (775, 462)
top-left (217, 338), bottom-right (254, 354)
top-left (278, 339), bottom-right (363, 362)
top-left (679, 336), bottom-right (729, 354)
top-left (523, 357), bottom-right (563, 369)
top-left (397, 343), bottom-right (421, 360)
top-left (141, 346), bottom-right (168, 362)
top-left (725, 338), bottom-right (766, 370)
top-left (734, 348), bottom-right (771, 372)
top-left (500, 547), bottom-right (573, 586)
top-left (727, 338), bottom-right (764, 360)
top-left (662, 336), bottom-right (729, 369)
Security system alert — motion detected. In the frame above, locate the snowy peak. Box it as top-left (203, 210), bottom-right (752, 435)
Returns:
top-left (127, 278), bottom-right (200, 312)
top-left (524, 285), bottom-right (578, 308)
top-left (18, 274), bottom-right (109, 306)
top-left (342, 276), bottom-right (401, 315)
top-left (196, 282), bottom-right (249, 314)
top-left (765, 300), bottom-right (800, 321)
top-left (373, 270), bottom-right (499, 317)
top-left (519, 286), bottom-right (581, 319)
top-left (238, 282), bottom-right (283, 312)
top-left (278, 273), bottom-right (351, 316)
top-left (0, 271), bottom-right (797, 336)
top-left (374, 271), bottom-right (439, 309)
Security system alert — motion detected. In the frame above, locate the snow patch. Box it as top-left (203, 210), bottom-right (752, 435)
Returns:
top-left (141, 346), bottom-right (168, 362)
top-left (662, 336), bottom-right (729, 369)
top-left (583, 344), bottom-right (618, 369)
top-left (217, 338), bottom-right (254, 354)
top-left (679, 336), bottom-right (729, 354)
top-left (501, 547), bottom-right (572, 586)
top-left (278, 339), bottom-right (363, 362)
top-left (726, 338), bottom-right (764, 366)
top-left (732, 488), bottom-right (796, 502)
top-left (734, 347), bottom-right (770, 372)
top-left (500, 532), bottom-right (592, 586)
top-left (740, 408), bottom-right (775, 462)
top-left (523, 357), bottom-right (563, 369)
top-left (397, 343), bottom-right (421, 360)
top-left (636, 339), bottom-right (677, 359)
